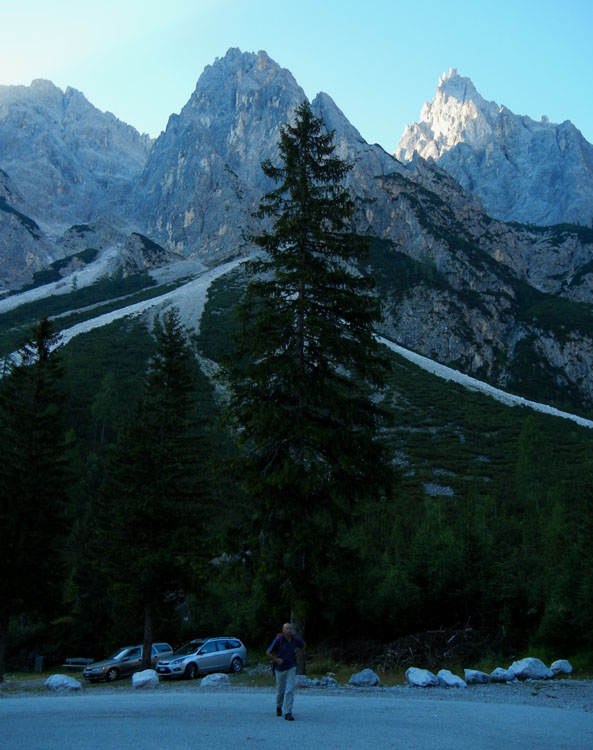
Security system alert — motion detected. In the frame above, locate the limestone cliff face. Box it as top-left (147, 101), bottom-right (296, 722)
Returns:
top-left (130, 49), bottom-right (306, 260)
top-left (361, 156), bottom-right (593, 403)
top-left (0, 79), bottom-right (152, 228)
top-left (396, 69), bottom-right (593, 227)
top-left (369, 156), bottom-right (593, 304)
top-left (0, 169), bottom-right (56, 291)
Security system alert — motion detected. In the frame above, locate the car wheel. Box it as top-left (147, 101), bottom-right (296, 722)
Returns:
top-left (185, 663), bottom-right (198, 680)
top-left (105, 667), bottom-right (119, 682)
top-left (230, 657), bottom-right (242, 673)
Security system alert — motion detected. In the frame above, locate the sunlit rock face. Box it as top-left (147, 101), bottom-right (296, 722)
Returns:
top-left (396, 69), bottom-right (593, 227)
top-left (130, 49), bottom-right (307, 262)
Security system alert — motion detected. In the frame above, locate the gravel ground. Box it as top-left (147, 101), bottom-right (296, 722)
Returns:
top-left (2, 675), bottom-right (591, 713)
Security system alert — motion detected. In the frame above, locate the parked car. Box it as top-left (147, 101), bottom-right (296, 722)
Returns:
top-left (156, 637), bottom-right (247, 679)
top-left (83, 642), bottom-right (173, 682)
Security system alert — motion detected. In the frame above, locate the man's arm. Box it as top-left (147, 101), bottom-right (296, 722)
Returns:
top-left (266, 639), bottom-right (283, 666)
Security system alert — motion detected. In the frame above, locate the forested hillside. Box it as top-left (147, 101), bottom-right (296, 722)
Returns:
top-left (3, 265), bottom-right (592, 671)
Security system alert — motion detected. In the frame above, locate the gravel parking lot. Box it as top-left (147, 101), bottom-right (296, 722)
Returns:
top-left (2, 674), bottom-right (592, 712)
top-left (2, 682), bottom-right (593, 750)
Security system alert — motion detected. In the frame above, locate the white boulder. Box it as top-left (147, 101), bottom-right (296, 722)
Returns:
top-left (405, 667), bottom-right (439, 687)
top-left (319, 674), bottom-right (339, 689)
top-left (550, 659), bottom-right (573, 675)
top-left (349, 668), bottom-right (380, 687)
top-left (464, 669), bottom-right (490, 684)
top-left (132, 669), bottom-right (159, 689)
top-left (489, 667), bottom-right (515, 682)
top-left (508, 658), bottom-right (553, 680)
top-left (45, 674), bottom-right (82, 691)
top-left (200, 673), bottom-right (230, 688)
top-left (437, 669), bottom-right (467, 688)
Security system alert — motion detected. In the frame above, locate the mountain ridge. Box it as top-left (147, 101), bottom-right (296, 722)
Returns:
top-left (1, 49), bottom-right (593, 414)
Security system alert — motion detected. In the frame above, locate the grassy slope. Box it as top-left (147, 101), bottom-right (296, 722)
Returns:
top-left (197, 265), bottom-right (593, 506)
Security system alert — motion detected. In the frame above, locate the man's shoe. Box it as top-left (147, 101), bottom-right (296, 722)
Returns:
top-left (284, 712), bottom-right (294, 721)
top-left (276, 706), bottom-right (282, 717)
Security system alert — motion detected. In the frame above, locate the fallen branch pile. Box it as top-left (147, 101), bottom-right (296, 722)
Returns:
top-left (318, 627), bottom-right (514, 672)
top-left (377, 627), bottom-right (512, 671)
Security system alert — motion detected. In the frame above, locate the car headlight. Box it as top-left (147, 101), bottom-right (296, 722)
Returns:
top-left (170, 658), bottom-right (184, 665)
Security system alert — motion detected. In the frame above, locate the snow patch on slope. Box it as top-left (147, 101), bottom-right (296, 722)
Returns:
top-left (378, 336), bottom-right (593, 430)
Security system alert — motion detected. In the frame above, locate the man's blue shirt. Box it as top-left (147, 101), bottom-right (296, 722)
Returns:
top-left (268, 635), bottom-right (304, 671)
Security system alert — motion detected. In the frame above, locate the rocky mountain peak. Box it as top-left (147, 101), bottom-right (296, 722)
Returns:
top-left (396, 71), bottom-right (593, 226)
top-left (133, 48), bottom-right (307, 258)
top-left (0, 79), bottom-right (152, 229)
top-left (398, 69), bottom-right (500, 162)
top-left (436, 68), bottom-right (482, 104)
top-left (29, 78), bottom-right (62, 96)
top-left (183, 47), bottom-right (301, 120)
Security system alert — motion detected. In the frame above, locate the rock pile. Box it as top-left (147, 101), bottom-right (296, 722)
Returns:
top-left (296, 673), bottom-right (340, 689)
top-left (405, 657), bottom-right (572, 688)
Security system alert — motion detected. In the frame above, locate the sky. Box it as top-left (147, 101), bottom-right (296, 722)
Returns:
top-left (2, 0), bottom-right (592, 151)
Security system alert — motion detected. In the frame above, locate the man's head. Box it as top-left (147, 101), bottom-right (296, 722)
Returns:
top-left (282, 622), bottom-right (292, 639)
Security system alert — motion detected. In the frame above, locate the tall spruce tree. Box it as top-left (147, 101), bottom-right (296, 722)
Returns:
top-left (224, 101), bottom-right (394, 648)
top-left (0, 318), bottom-right (67, 681)
top-left (100, 308), bottom-right (209, 668)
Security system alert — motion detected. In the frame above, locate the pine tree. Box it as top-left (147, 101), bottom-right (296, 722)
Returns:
top-left (99, 308), bottom-right (210, 668)
top-left (0, 318), bottom-right (68, 681)
top-left (224, 101), bottom-right (394, 648)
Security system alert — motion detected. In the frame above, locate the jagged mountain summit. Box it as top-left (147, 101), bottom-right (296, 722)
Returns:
top-left (130, 48), bottom-right (306, 261)
top-left (0, 79), bottom-right (152, 229)
top-left (395, 68), bottom-right (593, 227)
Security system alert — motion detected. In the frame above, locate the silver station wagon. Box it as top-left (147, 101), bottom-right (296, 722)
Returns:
top-left (156, 637), bottom-right (247, 679)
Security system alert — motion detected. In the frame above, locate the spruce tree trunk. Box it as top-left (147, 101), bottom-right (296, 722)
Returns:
top-left (291, 609), bottom-right (306, 675)
top-left (142, 604), bottom-right (153, 670)
top-left (0, 613), bottom-right (8, 683)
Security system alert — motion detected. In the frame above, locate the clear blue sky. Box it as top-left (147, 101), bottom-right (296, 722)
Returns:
top-left (3, 0), bottom-right (592, 150)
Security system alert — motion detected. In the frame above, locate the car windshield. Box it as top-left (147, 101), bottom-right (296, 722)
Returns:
top-left (108, 647), bottom-right (133, 661)
top-left (173, 641), bottom-right (205, 656)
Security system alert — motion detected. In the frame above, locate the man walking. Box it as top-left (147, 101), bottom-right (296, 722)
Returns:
top-left (266, 622), bottom-right (305, 721)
